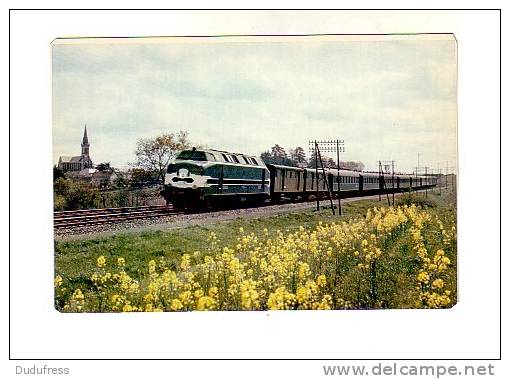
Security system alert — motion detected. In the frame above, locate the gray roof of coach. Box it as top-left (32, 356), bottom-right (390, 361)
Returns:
top-left (270, 164), bottom-right (304, 170)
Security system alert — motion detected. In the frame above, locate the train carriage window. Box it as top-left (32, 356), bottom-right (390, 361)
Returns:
top-left (206, 153), bottom-right (217, 161)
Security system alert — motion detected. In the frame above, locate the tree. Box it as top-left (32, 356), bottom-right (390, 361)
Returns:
top-left (308, 156), bottom-right (365, 171)
top-left (289, 147), bottom-right (308, 167)
top-left (113, 177), bottom-right (128, 188)
top-left (53, 165), bottom-right (65, 181)
top-left (134, 131), bottom-right (192, 184)
top-left (96, 162), bottom-right (112, 171)
top-left (340, 161), bottom-right (365, 171)
top-left (260, 151), bottom-right (272, 164)
top-left (53, 178), bottom-right (99, 211)
top-left (260, 144), bottom-right (295, 166)
top-left (308, 154), bottom-right (336, 169)
top-left (129, 168), bottom-right (158, 188)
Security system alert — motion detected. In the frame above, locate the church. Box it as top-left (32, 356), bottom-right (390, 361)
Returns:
top-left (58, 126), bottom-right (94, 172)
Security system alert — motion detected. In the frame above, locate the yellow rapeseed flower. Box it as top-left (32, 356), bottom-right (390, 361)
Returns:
top-left (54, 275), bottom-right (63, 287)
top-left (96, 256), bottom-right (106, 268)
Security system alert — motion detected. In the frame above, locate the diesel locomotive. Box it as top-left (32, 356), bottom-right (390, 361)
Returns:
top-left (160, 148), bottom-right (437, 209)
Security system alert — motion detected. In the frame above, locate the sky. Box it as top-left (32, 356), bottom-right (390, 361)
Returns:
top-left (52, 35), bottom-right (457, 173)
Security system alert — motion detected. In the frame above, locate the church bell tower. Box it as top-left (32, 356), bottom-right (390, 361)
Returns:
top-left (81, 125), bottom-right (89, 155)
top-left (80, 125), bottom-right (93, 169)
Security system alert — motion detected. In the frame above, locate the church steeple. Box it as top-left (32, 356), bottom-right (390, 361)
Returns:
top-left (82, 125), bottom-right (89, 146)
top-left (80, 125), bottom-right (92, 169)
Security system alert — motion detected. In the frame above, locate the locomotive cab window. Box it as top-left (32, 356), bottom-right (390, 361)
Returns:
top-left (176, 150), bottom-right (208, 161)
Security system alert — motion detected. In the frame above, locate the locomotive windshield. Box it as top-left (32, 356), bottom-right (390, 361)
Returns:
top-left (176, 150), bottom-right (213, 161)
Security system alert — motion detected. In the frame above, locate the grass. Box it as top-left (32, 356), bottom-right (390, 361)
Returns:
top-left (55, 188), bottom-right (456, 309)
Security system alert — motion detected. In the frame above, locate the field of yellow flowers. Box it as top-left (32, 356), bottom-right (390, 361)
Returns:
top-left (55, 197), bottom-right (457, 312)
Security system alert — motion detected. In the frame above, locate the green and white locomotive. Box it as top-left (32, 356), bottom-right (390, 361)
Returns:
top-left (161, 148), bottom-right (270, 209)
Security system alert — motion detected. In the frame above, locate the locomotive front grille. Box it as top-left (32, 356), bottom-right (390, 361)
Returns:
top-left (172, 177), bottom-right (194, 183)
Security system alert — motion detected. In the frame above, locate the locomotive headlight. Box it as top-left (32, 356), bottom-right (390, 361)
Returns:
top-left (178, 168), bottom-right (189, 178)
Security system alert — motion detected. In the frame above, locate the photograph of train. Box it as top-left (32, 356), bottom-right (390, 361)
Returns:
top-left (53, 34), bottom-right (457, 312)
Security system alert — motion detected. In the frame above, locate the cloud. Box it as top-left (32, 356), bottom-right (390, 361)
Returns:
top-left (52, 36), bottom-right (457, 172)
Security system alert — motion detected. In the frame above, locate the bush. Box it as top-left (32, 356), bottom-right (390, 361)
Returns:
top-left (397, 193), bottom-right (436, 208)
top-left (53, 178), bottom-right (99, 211)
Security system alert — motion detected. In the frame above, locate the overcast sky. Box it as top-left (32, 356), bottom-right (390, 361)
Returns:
top-left (52, 35), bottom-right (457, 173)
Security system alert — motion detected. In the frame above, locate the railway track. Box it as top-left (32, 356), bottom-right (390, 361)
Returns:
top-left (54, 188), bottom-right (433, 230)
top-left (54, 205), bottom-right (180, 229)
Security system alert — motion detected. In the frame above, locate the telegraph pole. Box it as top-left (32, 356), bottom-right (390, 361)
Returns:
top-left (415, 167), bottom-right (418, 194)
top-left (438, 168), bottom-right (442, 195)
top-left (392, 160), bottom-right (395, 206)
top-left (316, 144), bottom-right (336, 215)
top-left (380, 160), bottom-right (396, 206)
top-left (314, 141), bottom-right (320, 211)
top-left (336, 140), bottom-right (344, 215)
top-left (309, 139), bottom-right (345, 216)
top-left (424, 166), bottom-right (428, 199)
top-left (377, 161), bottom-right (391, 206)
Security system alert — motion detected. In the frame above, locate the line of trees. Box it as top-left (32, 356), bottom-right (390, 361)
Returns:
top-left (260, 144), bottom-right (365, 171)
